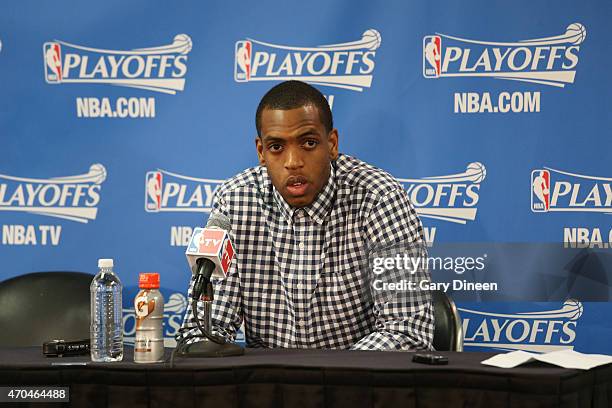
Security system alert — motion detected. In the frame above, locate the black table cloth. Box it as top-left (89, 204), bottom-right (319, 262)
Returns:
top-left (1, 346), bottom-right (611, 407)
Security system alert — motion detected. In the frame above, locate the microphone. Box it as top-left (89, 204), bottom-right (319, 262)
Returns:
top-left (185, 213), bottom-right (235, 301)
top-left (176, 213), bottom-right (244, 358)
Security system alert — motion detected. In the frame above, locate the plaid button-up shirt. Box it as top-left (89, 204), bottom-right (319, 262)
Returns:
top-left (177, 154), bottom-right (434, 350)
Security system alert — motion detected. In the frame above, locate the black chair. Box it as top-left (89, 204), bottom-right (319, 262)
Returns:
top-left (0, 271), bottom-right (94, 347)
top-left (432, 290), bottom-right (463, 351)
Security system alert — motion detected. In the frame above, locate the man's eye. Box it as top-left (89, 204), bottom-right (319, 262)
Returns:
top-left (303, 140), bottom-right (318, 149)
top-left (269, 144), bottom-right (282, 152)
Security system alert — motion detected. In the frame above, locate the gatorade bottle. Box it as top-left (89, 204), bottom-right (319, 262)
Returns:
top-left (134, 273), bottom-right (164, 363)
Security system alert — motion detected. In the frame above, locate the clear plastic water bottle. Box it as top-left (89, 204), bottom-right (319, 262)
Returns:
top-left (90, 258), bottom-right (124, 362)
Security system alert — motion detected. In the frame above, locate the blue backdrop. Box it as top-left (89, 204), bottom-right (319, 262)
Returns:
top-left (1, 0), bottom-right (611, 353)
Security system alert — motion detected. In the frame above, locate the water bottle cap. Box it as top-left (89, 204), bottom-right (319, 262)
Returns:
top-left (98, 258), bottom-right (114, 268)
top-left (139, 273), bottom-right (160, 289)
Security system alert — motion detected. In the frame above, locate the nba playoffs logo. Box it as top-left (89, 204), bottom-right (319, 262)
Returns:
top-left (43, 34), bottom-right (192, 94)
top-left (145, 170), bottom-right (224, 213)
top-left (0, 164), bottom-right (106, 223)
top-left (531, 170), bottom-right (550, 212)
top-left (531, 167), bottom-right (612, 214)
top-left (423, 23), bottom-right (586, 87)
top-left (235, 41), bottom-right (252, 81)
top-left (44, 43), bottom-right (63, 81)
top-left (123, 292), bottom-right (188, 347)
top-left (423, 36), bottom-right (441, 78)
top-left (398, 162), bottom-right (486, 224)
top-left (234, 29), bottom-right (381, 91)
top-left (459, 300), bottom-right (582, 353)
top-left (123, 290), bottom-right (245, 347)
top-left (145, 171), bottom-right (163, 212)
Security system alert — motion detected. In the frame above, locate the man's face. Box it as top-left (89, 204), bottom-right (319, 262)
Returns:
top-left (256, 105), bottom-right (338, 208)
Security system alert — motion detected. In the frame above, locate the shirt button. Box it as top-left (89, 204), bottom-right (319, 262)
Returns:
top-left (297, 283), bottom-right (303, 290)
top-left (297, 320), bottom-right (305, 327)
top-left (298, 242), bottom-right (305, 250)
top-left (296, 210), bottom-right (304, 218)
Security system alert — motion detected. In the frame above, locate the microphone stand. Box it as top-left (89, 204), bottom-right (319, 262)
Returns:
top-left (177, 272), bottom-right (244, 358)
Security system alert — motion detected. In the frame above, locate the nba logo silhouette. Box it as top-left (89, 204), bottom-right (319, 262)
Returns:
top-left (145, 171), bottom-right (163, 212)
top-left (43, 42), bottom-right (63, 83)
top-left (531, 169), bottom-right (550, 212)
top-left (234, 41), bottom-right (252, 82)
top-left (423, 36), bottom-right (441, 78)
top-left (186, 228), bottom-right (202, 253)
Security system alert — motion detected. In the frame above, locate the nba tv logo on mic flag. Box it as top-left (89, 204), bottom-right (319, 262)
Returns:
top-left (185, 228), bottom-right (235, 277)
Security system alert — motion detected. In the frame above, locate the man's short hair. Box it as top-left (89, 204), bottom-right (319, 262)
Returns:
top-left (255, 80), bottom-right (333, 137)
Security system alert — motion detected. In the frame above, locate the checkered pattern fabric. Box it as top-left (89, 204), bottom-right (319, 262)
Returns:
top-left (177, 154), bottom-right (434, 350)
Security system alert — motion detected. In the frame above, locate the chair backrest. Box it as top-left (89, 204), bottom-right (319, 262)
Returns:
top-left (432, 290), bottom-right (463, 351)
top-left (0, 271), bottom-right (94, 347)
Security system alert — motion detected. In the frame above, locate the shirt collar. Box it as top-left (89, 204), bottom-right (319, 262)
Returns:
top-left (270, 164), bottom-right (337, 225)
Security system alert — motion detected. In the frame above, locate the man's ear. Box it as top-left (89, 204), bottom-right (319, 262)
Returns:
top-left (328, 129), bottom-right (339, 160)
top-left (255, 136), bottom-right (265, 165)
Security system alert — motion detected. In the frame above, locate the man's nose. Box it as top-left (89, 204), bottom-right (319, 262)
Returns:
top-left (284, 148), bottom-right (304, 170)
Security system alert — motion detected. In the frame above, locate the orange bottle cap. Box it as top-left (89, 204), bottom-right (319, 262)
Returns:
top-left (139, 273), bottom-right (160, 289)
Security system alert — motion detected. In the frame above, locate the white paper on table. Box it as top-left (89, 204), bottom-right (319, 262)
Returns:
top-left (535, 350), bottom-right (612, 370)
top-left (481, 349), bottom-right (612, 370)
top-left (481, 350), bottom-right (538, 368)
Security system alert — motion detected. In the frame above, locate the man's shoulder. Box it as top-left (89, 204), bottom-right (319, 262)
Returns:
top-left (216, 165), bottom-right (266, 199)
top-left (335, 154), bottom-right (403, 197)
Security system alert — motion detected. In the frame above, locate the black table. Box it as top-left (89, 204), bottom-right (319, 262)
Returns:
top-left (1, 347), bottom-right (611, 407)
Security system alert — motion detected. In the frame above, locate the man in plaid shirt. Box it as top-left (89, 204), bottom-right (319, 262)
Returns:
top-left (178, 81), bottom-right (434, 350)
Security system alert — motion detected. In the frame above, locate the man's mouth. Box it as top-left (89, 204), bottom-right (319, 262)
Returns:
top-left (286, 176), bottom-right (309, 196)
